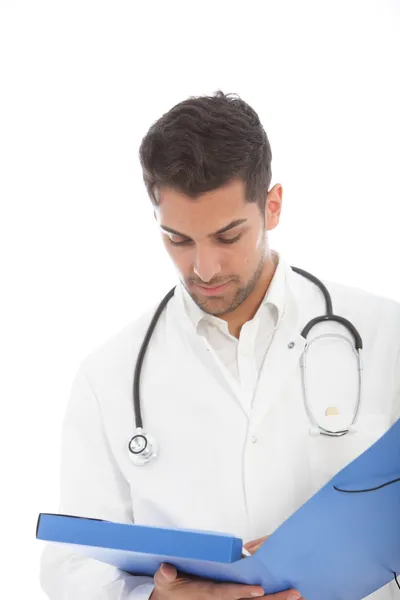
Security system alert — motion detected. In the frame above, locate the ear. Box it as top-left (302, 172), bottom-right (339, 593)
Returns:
top-left (265, 184), bottom-right (282, 231)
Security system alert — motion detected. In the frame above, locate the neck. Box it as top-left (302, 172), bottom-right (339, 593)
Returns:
top-left (226, 254), bottom-right (277, 338)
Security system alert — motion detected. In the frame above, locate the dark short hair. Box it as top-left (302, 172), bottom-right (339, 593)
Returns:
top-left (139, 90), bottom-right (272, 214)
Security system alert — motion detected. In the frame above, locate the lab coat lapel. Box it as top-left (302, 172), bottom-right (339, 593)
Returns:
top-left (183, 325), bottom-right (244, 406)
top-left (171, 284), bottom-right (246, 411)
top-left (250, 271), bottom-right (307, 429)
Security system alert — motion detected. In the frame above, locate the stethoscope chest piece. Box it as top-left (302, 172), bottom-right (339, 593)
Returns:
top-left (308, 423), bottom-right (358, 437)
top-left (128, 428), bottom-right (158, 466)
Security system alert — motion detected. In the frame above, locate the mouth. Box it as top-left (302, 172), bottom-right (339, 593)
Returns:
top-left (194, 281), bottom-right (231, 296)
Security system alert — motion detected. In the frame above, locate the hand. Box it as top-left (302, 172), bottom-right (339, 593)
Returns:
top-left (150, 562), bottom-right (302, 600)
top-left (244, 534), bottom-right (269, 554)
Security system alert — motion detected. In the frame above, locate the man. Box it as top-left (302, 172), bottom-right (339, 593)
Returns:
top-left (40, 91), bottom-right (400, 600)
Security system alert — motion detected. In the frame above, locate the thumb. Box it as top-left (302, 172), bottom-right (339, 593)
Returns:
top-left (160, 563), bottom-right (178, 582)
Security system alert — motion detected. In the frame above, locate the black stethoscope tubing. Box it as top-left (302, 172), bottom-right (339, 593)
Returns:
top-left (130, 266), bottom-right (363, 458)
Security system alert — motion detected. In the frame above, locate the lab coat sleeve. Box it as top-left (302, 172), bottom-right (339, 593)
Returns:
top-left (39, 363), bottom-right (155, 600)
top-left (390, 344), bottom-right (400, 425)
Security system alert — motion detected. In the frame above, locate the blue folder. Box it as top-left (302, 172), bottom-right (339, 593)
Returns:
top-left (37, 418), bottom-right (400, 600)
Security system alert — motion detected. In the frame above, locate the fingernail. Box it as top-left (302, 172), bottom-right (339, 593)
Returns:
top-left (288, 593), bottom-right (301, 600)
top-left (251, 591), bottom-right (264, 597)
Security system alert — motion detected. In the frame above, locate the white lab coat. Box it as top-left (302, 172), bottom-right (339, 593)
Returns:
top-left (40, 262), bottom-right (400, 600)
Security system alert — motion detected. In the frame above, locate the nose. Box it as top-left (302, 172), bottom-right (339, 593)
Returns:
top-left (193, 246), bottom-right (222, 283)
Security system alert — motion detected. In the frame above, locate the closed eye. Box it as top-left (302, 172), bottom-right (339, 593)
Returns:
top-left (168, 234), bottom-right (242, 246)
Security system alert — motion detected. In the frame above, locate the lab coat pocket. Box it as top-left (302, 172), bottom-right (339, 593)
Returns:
top-left (308, 413), bottom-right (387, 490)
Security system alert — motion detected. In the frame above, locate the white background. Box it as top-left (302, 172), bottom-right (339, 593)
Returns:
top-left (1, 1), bottom-right (399, 597)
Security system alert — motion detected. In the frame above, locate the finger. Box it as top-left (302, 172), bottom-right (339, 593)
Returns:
top-left (247, 543), bottom-right (263, 555)
top-left (244, 535), bottom-right (269, 551)
top-left (266, 589), bottom-right (301, 600)
top-left (218, 582), bottom-right (265, 599)
top-left (161, 563), bottom-right (178, 581)
top-left (243, 535), bottom-right (269, 550)
top-left (250, 534), bottom-right (269, 546)
top-left (154, 562), bottom-right (178, 584)
top-left (239, 595), bottom-right (302, 600)
top-left (243, 539), bottom-right (262, 550)
top-left (155, 563), bottom-right (196, 587)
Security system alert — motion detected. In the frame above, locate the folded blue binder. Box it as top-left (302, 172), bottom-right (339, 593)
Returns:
top-left (37, 418), bottom-right (400, 600)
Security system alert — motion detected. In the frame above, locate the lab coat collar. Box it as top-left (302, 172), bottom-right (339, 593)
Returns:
top-left (177, 250), bottom-right (287, 335)
top-left (249, 265), bottom-right (308, 429)
top-left (171, 257), bottom-right (308, 423)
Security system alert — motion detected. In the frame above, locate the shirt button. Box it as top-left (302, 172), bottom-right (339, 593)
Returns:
top-left (251, 435), bottom-right (258, 443)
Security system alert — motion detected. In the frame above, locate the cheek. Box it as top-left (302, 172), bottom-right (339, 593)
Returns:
top-left (242, 234), bottom-right (261, 258)
top-left (254, 228), bottom-right (265, 249)
top-left (240, 236), bottom-right (264, 271)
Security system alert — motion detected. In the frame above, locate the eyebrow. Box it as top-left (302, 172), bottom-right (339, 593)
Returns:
top-left (160, 218), bottom-right (248, 239)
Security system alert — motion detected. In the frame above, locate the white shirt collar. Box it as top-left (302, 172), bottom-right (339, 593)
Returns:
top-left (179, 250), bottom-right (287, 334)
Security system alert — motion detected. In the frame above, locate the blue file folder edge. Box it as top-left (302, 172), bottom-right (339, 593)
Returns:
top-left (36, 514), bottom-right (244, 565)
top-left (37, 418), bottom-right (400, 600)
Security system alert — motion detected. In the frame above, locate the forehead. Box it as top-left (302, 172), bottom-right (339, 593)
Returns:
top-left (155, 178), bottom-right (252, 224)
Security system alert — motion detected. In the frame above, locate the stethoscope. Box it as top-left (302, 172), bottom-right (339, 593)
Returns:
top-left (128, 267), bottom-right (363, 466)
